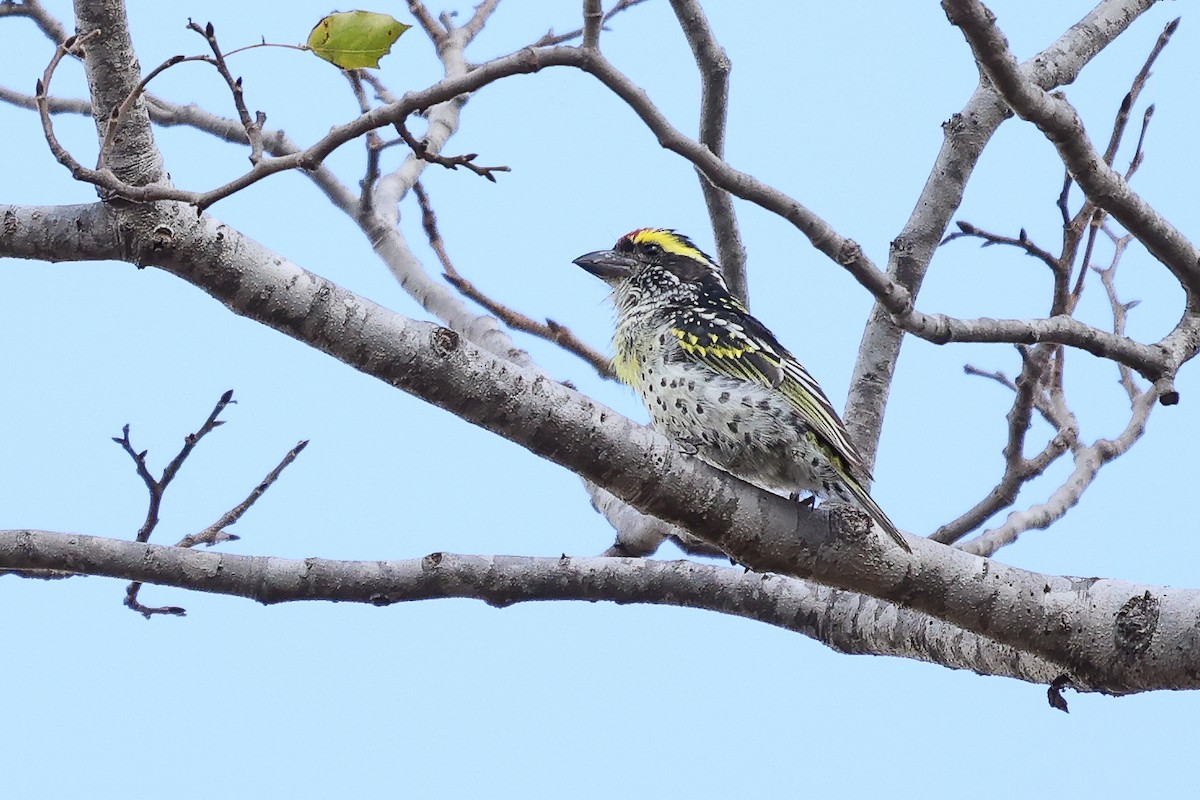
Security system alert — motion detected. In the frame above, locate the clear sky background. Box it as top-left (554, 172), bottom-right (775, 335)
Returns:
top-left (3, 1), bottom-right (1199, 797)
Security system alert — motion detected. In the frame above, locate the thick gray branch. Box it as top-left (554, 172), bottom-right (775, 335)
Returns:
top-left (0, 529), bottom-right (1062, 686)
top-left (73, 0), bottom-right (164, 185)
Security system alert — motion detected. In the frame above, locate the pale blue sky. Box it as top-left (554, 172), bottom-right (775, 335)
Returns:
top-left (3, 1), bottom-right (1198, 797)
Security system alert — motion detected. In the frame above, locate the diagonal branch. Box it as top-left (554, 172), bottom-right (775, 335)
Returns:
top-left (414, 183), bottom-right (613, 378)
top-left (943, 2), bottom-right (1200, 296)
top-left (175, 439), bottom-right (309, 550)
top-left (667, 0), bottom-right (747, 302)
top-left (962, 387), bottom-right (1157, 557)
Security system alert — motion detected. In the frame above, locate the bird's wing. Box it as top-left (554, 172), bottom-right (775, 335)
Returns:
top-left (668, 299), bottom-right (872, 482)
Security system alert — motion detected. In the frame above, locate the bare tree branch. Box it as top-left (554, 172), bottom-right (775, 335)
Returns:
top-left (0, 0), bottom-right (69, 44)
top-left (413, 183), bottom-right (613, 378)
top-left (962, 387), bottom-right (1157, 557)
top-left (184, 19), bottom-right (265, 164)
top-left (114, 391), bottom-right (234, 545)
top-left (943, 1), bottom-right (1200, 297)
top-left (4, 0), bottom-right (1199, 697)
top-left (533, 0), bottom-right (649, 47)
top-left (582, 0), bottom-right (603, 49)
top-left (942, 221), bottom-right (1064, 274)
top-left (846, 0), bottom-right (1160, 468)
top-left (667, 0), bottom-right (747, 303)
top-left (0, 529), bottom-right (1067, 686)
top-left (406, 0), bottom-right (447, 45)
top-left (394, 118), bottom-right (510, 182)
top-left (175, 439), bottom-right (309, 550)
top-left (1102, 17), bottom-right (1176, 167)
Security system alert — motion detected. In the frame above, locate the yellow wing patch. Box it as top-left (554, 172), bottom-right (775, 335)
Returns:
top-left (670, 327), bottom-right (748, 360)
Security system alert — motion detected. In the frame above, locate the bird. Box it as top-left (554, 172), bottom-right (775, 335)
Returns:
top-left (573, 227), bottom-right (911, 553)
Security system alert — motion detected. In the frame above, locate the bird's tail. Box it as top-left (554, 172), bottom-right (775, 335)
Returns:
top-left (843, 480), bottom-right (912, 553)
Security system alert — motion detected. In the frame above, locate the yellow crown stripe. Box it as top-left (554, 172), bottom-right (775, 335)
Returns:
top-left (631, 228), bottom-right (708, 262)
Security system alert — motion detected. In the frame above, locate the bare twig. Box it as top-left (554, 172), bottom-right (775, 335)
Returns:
top-left (117, 390), bottom-right (236, 618)
top-left (1124, 105), bottom-right (1153, 181)
top-left (943, 221), bottom-right (1064, 274)
top-left (345, 70), bottom-right (384, 213)
top-left (1095, 227), bottom-right (1142, 402)
top-left (117, 395), bottom-right (308, 617)
top-left (358, 71), bottom-right (400, 105)
top-left (176, 440), bottom-right (309, 549)
top-left (414, 183), bottom-right (614, 378)
top-left (533, 0), bottom-right (649, 47)
top-left (395, 118), bottom-right (509, 182)
top-left (1101, 17), bottom-right (1177, 167)
top-left (962, 386), bottom-right (1158, 557)
top-left (97, 53), bottom-right (195, 171)
top-left (34, 30), bottom-right (104, 177)
top-left (460, 0), bottom-right (501, 41)
top-left (934, 349), bottom-right (1075, 544)
top-left (0, 0), bottom-right (69, 44)
top-left (123, 585), bottom-right (188, 618)
top-left (185, 19), bottom-right (265, 164)
top-left (114, 390), bottom-right (235, 545)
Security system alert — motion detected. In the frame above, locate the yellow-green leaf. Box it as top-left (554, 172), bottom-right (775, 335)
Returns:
top-left (306, 11), bottom-right (410, 70)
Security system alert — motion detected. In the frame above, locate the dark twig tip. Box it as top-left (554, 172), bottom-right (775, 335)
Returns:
top-left (1160, 390), bottom-right (1180, 406)
top-left (1047, 674), bottom-right (1072, 713)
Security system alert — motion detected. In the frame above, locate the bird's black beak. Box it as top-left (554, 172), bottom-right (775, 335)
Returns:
top-left (573, 249), bottom-right (637, 282)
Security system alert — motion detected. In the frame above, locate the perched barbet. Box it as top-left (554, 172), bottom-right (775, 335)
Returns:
top-left (573, 228), bottom-right (911, 553)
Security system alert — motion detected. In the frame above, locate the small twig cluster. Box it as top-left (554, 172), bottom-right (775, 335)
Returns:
top-left (31, 17), bottom-right (507, 211)
top-left (113, 391), bottom-right (307, 617)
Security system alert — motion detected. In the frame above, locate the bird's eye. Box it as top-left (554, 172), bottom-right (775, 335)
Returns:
top-left (641, 242), bottom-right (664, 257)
